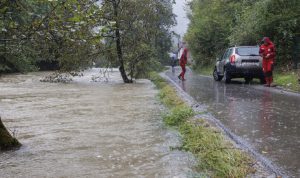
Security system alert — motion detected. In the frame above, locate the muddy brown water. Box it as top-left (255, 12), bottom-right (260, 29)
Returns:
top-left (166, 67), bottom-right (300, 177)
top-left (0, 69), bottom-right (196, 178)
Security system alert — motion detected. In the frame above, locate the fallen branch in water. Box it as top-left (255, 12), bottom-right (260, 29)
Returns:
top-left (40, 72), bottom-right (73, 83)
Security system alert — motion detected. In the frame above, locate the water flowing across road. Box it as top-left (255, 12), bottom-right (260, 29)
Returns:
top-left (166, 67), bottom-right (300, 177)
top-left (0, 68), bottom-right (196, 177)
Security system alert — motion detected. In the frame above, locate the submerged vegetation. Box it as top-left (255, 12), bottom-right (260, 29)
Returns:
top-left (149, 72), bottom-right (255, 177)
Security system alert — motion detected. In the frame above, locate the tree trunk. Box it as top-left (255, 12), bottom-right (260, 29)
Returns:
top-left (112, 0), bottom-right (132, 83)
top-left (0, 117), bottom-right (21, 151)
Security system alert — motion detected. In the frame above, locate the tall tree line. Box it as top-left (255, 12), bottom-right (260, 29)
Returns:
top-left (186, 0), bottom-right (300, 68)
top-left (0, 0), bottom-right (175, 83)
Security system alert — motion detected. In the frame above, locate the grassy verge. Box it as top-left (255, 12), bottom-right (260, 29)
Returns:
top-left (274, 70), bottom-right (300, 92)
top-left (193, 64), bottom-right (214, 76)
top-left (149, 72), bottom-right (255, 177)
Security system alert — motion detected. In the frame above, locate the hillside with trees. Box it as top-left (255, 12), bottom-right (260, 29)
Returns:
top-left (186, 0), bottom-right (300, 69)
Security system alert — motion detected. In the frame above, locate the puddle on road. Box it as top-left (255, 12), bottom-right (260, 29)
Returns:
top-left (166, 68), bottom-right (300, 177)
top-left (0, 69), bottom-right (196, 177)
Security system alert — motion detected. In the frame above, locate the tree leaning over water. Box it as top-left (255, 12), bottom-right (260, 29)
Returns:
top-left (1, 0), bottom-right (175, 83)
top-left (0, 117), bottom-right (21, 150)
top-left (1, 0), bottom-right (103, 73)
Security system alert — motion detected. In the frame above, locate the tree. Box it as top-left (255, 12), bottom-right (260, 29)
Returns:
top-left (229, 0), bottom-right (300, 66)
top-left (99, 0), bottom-right (175, 82)
top-left (185, 0), bottom-right (235, 66)
top-left (0, 0), bottom-right (102, 74)
top-left (186, 0), bottom-right (300, 68)
top-left (0, 117), bottom-right (21, 150)
top-left (1, 0), bottom-right (175, 82)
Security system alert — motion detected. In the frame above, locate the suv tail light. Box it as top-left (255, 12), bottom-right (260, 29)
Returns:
top-left (230, 55), bottom-right (236, 64)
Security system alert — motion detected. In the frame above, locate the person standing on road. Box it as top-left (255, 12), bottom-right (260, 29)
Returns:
top-left (170, 52), bottom-right (177, 73)
top-left (178, 42), bottom-right (188, 81)
top-left (259, 37), bottom-right (276, 87)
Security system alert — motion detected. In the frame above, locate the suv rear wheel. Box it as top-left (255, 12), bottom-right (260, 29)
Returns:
top-left (224, 68), bottom-right (231, 83)
top-left (213, 68), bottom-right (223, 81)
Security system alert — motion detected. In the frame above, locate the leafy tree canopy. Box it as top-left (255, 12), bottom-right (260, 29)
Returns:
top-left (0, 0), bottom-right (175, 82)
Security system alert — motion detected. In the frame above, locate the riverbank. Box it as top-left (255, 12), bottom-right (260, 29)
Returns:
top-left (194, 65), bottom-right (300, 92)
top-left (0, 69), bottom-right (197, 177)
top-left (149, 72), bottom-right (275, 177)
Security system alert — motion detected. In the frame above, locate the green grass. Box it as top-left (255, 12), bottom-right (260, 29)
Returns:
top-left (180, 122), bottom-right (254, 177)
top-left (274, 70), bottom-right (300, 92)
top-left (159, 86), bottom-right (185, 108)
top-left (193, 64), bottom-right (214, 76)
top-left (149, 72), bottom-right (255, 178)
top-left (163, 106), bottom-right (194, 126)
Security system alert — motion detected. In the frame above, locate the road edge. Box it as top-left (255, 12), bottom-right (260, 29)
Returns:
top-left (160, 71), bottom-right (287, 178)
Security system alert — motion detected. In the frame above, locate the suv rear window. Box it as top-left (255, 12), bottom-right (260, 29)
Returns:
top-left (236, 47), bottom-right (259, 56)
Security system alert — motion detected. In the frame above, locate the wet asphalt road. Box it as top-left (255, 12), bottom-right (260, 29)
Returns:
top-left (166, 67), bottom-right (300, 177)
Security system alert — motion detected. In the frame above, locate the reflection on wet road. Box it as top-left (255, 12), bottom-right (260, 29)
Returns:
top-left (166, 67), bottom-right (300, 177)
top-left (0, 69), bottom-right (196, 177)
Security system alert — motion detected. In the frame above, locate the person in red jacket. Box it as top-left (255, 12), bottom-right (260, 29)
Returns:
top-left (259, 37), bottom-right (276, 87)
top-left (178, 42), bottom-right (188, 81)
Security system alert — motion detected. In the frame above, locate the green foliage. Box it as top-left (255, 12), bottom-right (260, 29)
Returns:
top-left (192, 64), bottom-right (214, 76)
top-left (150, 72), bottom-right (254, 177)
top-left (148, 72), bottom-right (185, 107)
top-left (186, 0), bottom-right (235, 66)
top-left (100, 0), bottom-right (175, 80)
top-left (163, 106), bottom-right (194, 126)
top-left (180, 122), bottom-right (254, 178)
top-left (274, 70), bottom-right (300, 92)
top-left (149, 72), bottom-right (168, 88)
top-left (186, 0), bottom-right (300, 68)
top-left (0, 0), bottom-right (103, 74)
top-left (230, 0), bottom-right (300, 66)
top-left (1, 0), bottom-right (175, 79)
top-left (159, 86), bottom-right (185, 108)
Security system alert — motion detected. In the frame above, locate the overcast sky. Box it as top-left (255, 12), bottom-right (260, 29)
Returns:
top-left (172, 0), bottom-right (190, 39)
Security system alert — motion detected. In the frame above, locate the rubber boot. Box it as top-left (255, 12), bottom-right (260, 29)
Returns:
top-left (264, 77), bottom-right (270, 87)
top-left (269, 76), bottom-right (276, 87)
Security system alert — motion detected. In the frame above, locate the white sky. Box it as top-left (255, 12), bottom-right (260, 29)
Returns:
top-left (172, 0), bottom-right (190, 39)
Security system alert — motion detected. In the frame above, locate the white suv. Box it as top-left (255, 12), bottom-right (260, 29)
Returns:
top-left (213, 46), bottom-right (265, 84)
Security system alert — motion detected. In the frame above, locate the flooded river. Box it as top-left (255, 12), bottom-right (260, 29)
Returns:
top-left (0, 69), bottom-right (195, 177)
top-left (166, 68), bottom-right (300, 177)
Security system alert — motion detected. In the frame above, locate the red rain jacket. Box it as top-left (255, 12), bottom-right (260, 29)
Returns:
top-left (259, 37), bottom-right (275, 61)
top-left (180, 48), bottom-right (188, 66)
